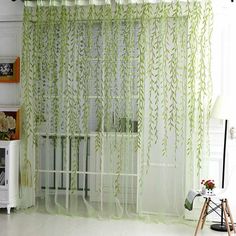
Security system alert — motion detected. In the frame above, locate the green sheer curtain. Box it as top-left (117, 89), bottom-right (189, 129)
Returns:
top-left (20, 0), bottom-right (213, 218)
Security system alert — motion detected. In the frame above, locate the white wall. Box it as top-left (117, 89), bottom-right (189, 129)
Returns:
top-left (0, 0), bottom-right (23, 106)
top-left (0, 0), bottom-right (23, 22)
top-left (216, 1), bottom-right (236, 220)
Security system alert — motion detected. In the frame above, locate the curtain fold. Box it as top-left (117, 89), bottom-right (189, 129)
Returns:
top-left (20, 0), bottom-right (213, 219)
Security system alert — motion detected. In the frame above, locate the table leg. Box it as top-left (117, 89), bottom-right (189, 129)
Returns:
top-left (225, 199), bottom-right (236, 233)
top-left (222, 201), bottom-right (231, 236)
top-left (194, 198), bottom-right (208, 236)
top-left (201, 198), bottom-right (210, 230)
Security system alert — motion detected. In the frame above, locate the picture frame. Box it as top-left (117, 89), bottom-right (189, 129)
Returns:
top-left (5, 110), bottom-right (20, 140)
top-left (0, 106), bottom-right (20, 140)
top-left (0, 57), bottom-right (20, 83)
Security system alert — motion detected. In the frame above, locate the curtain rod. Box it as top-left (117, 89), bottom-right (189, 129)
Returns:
top-left (15, 0), bottom-right (235, 1)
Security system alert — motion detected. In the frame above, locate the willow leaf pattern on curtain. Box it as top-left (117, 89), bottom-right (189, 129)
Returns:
top-left (20, 0), bottom-right (212, 217)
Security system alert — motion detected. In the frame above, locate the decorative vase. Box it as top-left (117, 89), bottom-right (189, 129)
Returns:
top-left (206, 188), bottom-right (213, 195)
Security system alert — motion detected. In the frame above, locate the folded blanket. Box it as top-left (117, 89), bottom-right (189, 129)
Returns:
top-left (184, 190), bottom-right (201, 211)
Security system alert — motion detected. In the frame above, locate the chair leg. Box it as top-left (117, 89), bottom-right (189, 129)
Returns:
top-left (225, 199), bottom-right (236, 233)
top-left (194, 198), bottom-right (208, 236)
top-left (222, 200), bottom-right (231, 236)
top-left (201, 198), bottom-right (210, 230)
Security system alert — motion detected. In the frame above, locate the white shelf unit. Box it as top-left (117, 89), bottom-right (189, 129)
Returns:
top-left (0, 140), bottom-right (20, 214)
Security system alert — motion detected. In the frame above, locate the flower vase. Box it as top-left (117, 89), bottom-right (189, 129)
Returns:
top-left (206, 189), bottom-right (213, 195)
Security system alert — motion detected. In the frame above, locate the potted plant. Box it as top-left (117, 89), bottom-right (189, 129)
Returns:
top-left (201, 179), bottom-right (215, 195)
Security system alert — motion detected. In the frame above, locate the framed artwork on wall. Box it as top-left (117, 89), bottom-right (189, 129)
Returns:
top-left (0, 106), bottom-right (20, 140)
top-left (0, 57), bottom-right (20, 83)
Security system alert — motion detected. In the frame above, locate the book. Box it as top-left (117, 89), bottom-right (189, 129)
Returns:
top-left (0, 171), bottom-right (5, 185)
